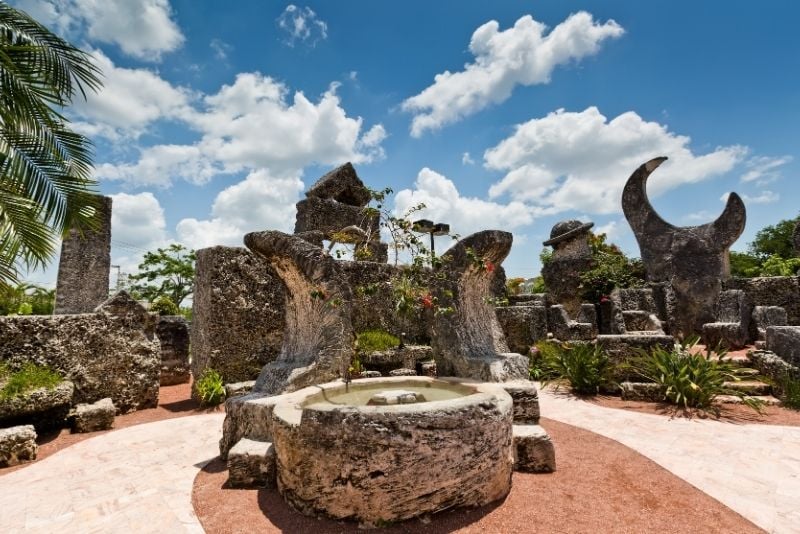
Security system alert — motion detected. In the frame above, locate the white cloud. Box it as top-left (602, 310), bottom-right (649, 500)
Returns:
top-left (210, 38), bottom-right (232, 60)
top-left (276, 4), bottom-right (328, 47)
top-left (71, 50), bottom-right (193, 140)
top-left (594, 220), bottom-right (620, 240)
top-left (684, 210), bottom-right (714, 223)
top-left (176, 170), bottom-right (303, 249)
top-left (393, 168), bottom-right (533, 240)
top-left (485, 107), bottom-right (746, 215)
top-left (95, 145), bottom-right (224, 187)
top-left (402, 12), bottom-right (623, 137)
top-left (110, 192), bottom-right (168, 250)
top-left (462, 152), bottom-right (475, 165)
top-left (15, 0), bottom-right (184, 61)
top-left (740, 155), bottom-right (792, 184)
top-left (721, 190), bottom-right (780, 205)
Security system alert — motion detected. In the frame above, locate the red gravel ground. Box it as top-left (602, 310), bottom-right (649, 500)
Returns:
top-left (192, 417), bottom-right (763, 534)
top-left (0, 382), bottom-right (221, 475)
top-left (589, 395), bottom-right (800, 426)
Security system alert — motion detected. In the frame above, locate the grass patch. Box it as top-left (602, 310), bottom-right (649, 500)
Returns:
top-left (356, 330), bottom-right (400, 353)
top-left (195, 368), bottom-right (225, 406)
top-left (0, 362), bottom-right (63, 400)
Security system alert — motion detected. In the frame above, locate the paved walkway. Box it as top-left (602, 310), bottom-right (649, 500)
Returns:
top-left (1, 397), bottom-right (799, 533)
top-left (539, 389), bottom-right (800, 534)
top-left (0, 413), bottom-right (224, 534)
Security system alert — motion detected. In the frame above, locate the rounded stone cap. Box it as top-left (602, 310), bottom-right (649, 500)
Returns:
top-left (543, 220), bottom-right (594, 246)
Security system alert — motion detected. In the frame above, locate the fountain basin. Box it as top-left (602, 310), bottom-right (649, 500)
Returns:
top-left (222, 376), bottom-right (514, 524)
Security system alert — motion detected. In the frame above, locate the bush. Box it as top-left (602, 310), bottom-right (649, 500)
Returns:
top-left (780, 375), bottom-right (800, 410)
top-left (149, 296), bottom-right (180, 316)
top-left (356, 330), bottom-right (400, 353)
top-left (0, 362), bottom-right (63, 400)
top-left (538, 341), bottom-right (613, 395)
top-left (194, 368), bottom-right (225, 406)
top-left (634, 339), bottom-right (761, 412)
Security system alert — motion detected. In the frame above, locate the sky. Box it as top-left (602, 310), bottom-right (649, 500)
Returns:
top-left (11, 0), bottom-right (800, 287)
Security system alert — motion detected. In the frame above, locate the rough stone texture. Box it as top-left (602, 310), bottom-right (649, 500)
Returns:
top-left (500, 381), bottom-right (540, 424)
top-left (0, 381), bottom-right (74, 430)
top-left (620, 382), bottom-right (666, 401)
top-left (419, 360), bottom-right (437, 377)
top-left (496, 305), bottom-right (548, 353)
top-left (432, 231), bottom-right (528, 381)
top-left (724, 276), bottom-right (800, 327)
top-left (220, 393), bottom-right (282, 460)
top-left (156, 316), bottom-right (190, 386)
top-left (512, 424), bottom-right (556, 473)
top-left (766, 326), bottom-right (800, 367)
top-left (227, 438), bottom-right (277, 488)
top-left (271, 378), bottom-right (514, 524)
top-left (508, 293), bottom-right (547, 306)
top-left (294, 197), bottom-right (379, 238)
top-left (623, 157), bottom-right (746, 337)
top-left (387, 368), bottom-right (416, 377)
top-left (72, 397), bottom-right (115, 433)
top-left (0, 425), bottom-right (37, 467)
top-left (702, 290), bottom-right (753, 349)
top-left (360, 345), bottom-right (432, 375)
top-left (304, 162), bottom-right (372, 207)
top-left (356, 370), bottom-right (382, 379)
top-left (541, 220), bottom-right (594, 316)
top-left (548, 305), bottom-right (596, 341)
top-left (748, 350), bottom-right (800, 382)
top-left (751, 306), bottom-right (788, 343)
top-left (245, 231), bottom-right (354, 395)
top-left (54, 196), bottom-right (112, 314)
top-left (225, 380), bottom-right (256, 399)
top-left (0, 294), bottom-right (159, 413)
top-left (191, 247), bottom-right (285, 384)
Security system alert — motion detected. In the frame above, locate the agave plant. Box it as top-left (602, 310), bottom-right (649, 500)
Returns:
top-left (538, 341), bottom-right (614, 395)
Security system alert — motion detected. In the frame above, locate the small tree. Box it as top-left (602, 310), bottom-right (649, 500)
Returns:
top-left (578, 232), bottom-right (646, 302)
top-left (128, 244), bottom-right (196, 307)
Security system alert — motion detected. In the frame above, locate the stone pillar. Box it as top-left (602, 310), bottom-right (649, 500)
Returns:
top-left (54, 196), bottom-right (112, 314)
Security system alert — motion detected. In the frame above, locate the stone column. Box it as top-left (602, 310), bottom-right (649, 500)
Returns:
top-left (54, 196), bottom-right (112, 314)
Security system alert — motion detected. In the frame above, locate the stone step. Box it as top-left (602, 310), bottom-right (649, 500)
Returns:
top-left (500, 381), bottom-right (540, 424)
top-left (512, 424), bottom-right (555, 473)
top-left (731, 367), bottom-right (760, 377)
top-left (715, 395), bottom-right (782, 406)
top-left (226, 438), bottom-right (276, 488)
top-left (723, 380), bottom-right (772, 396)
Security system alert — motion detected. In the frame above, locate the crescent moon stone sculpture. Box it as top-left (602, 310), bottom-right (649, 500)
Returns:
top-left (622, 157), bottom-right (746, 337)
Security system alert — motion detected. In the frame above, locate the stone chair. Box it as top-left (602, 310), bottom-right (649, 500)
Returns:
top-left (751, 306), bottom-right (788, 349)
top-left (547, 304), bottom-right (597, 341)
top-left (701, 289), bottom-right (753, 350)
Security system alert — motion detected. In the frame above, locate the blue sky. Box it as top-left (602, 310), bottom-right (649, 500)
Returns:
top-left (12, 0), bottom-right (800, 285)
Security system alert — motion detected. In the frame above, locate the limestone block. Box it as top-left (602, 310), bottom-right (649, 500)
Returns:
top-left (766, 326), bottom-right (800, 367)
top-left (388, 368), bottom-right (416, 377)
top-left (219, 393), bottom-right (281, 460)
top-left (496, 305), bottom-right (548, 353)
top-left (0, 381), bottom-right (74, 431)
top-left (620, 382), bottom-right (666, 401)
top-left (357, 370), bottom-right (382, 378)
top-left (702, 322), bottom-right (748, 350)
top-left (304, 162), bottom-right (371, 207)
top-left (548, 305), bottom-right (595, 341)
top-left (72, 397), bottom-right (115, 433)
top-left (227, 438), bottom-right (276, 488)
top-left (294, 197), bottom-right (379, 237)
top-left (725, 276), bottom-right (800, 332)
top-left (0, 425), bottom-right (37, 467)
top-left (156, 316), bottom-right (190, 386)
top-left (500, 381), bottom-right (540, 424)
top-left (623, 158), bottom-right (746, 337)
top-left (224, 381), bottom-right (256, 399)
top-left (360, 345), bottom-right (431, 376)
top-left (419, 360), bottom-right (437, 377)
top-left (748, 349), bottom-right (800, 381)
top-left (751, 306), bottom-right (787, 341)
top-left (513, 425), bottom-right (555, 473)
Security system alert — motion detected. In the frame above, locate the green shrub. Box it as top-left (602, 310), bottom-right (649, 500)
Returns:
top-left (780, 375), bottom-right (800, 410)
top-left (356, 330), bottom-right (400, 353)
top-left (0, 363), bottom-right (63, 400)
top-left (195, 368), bottom-right (225, 406)
top-left (149, 296), bottom-right (180, 316)
top-left (635, 339), bottom-right (761, 412)
top-left (538, 341), bottom-right (613, 395)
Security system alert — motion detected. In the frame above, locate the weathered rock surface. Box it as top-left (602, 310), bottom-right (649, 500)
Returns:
top-left (702, 290), bottom-right (752, 349)
top-left (271, 379), bottom-right (514, 524)
top-left (72, 397), bottom-right (115, 433)
top-left (54, 196), bottom-right (112, 314)
top-left (766, 326), bottom-right (800, 367)
top-left (432, 231), bottom-right (528, 381)
top-left (220, 393), bottom-right (282, 459)
top-left (548, 304), bottom-right (596, 341)
top-left (496, 305), bottom-right (548, 353)
top-left (0, 292), bottom-right (159, 412)
top-left (725, 276), bottom-right (800, 327)
top-left (387, 368), bottom-right (416, 377)
top-left (0, 425), bottom-right (37, 467)
top-left (191, 247), bottom-right (285, 384)
top-left (359, 345), bottom-right (432, 375)
top-left (512, 424), bottom-right (556, 473)
top-left (623, 157), bottom-right (746, 337)
top-left (245, 231), bottom-right (354, 395)
top-left (620, 382), bottom-right (666, 401)
top-left (500, 381), bottom-right (540, 424)
top-left (294, 197), bottom-right (378, 238)
top-left (751, 306), bottom-right (787, 344)
top-left (0, 381), bottom-right (74, 430)
top-left (156, 315), bottom-right (190, 385)
top-left (224, 380), bottom-right (256, 399)
top-left (227, 438), bottom-right (276, 488)
top-left (541, 220), bottom-right (594, 316)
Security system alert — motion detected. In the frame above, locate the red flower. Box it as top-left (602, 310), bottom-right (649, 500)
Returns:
top-left (599, 295), bottom-right (610, 303)
top-left (484, 261), bottom-right (495, 273)
top-left (421, 294), bottom-right (434, 309)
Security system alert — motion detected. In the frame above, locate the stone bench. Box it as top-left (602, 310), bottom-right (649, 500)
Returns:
top-left (226, 438), bottom-right (276, 488)
top-left (0, 425), bottom-right (37, 467)
top-left (72, 398), bottom-right (115, 433)
top-left (512, 425), bottom-right (555, 473)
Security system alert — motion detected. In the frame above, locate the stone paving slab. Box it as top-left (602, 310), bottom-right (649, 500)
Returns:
top-left (0, 413), bottom-right (224, 533)
top-left (538, 387), bottom-right (800, 534)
